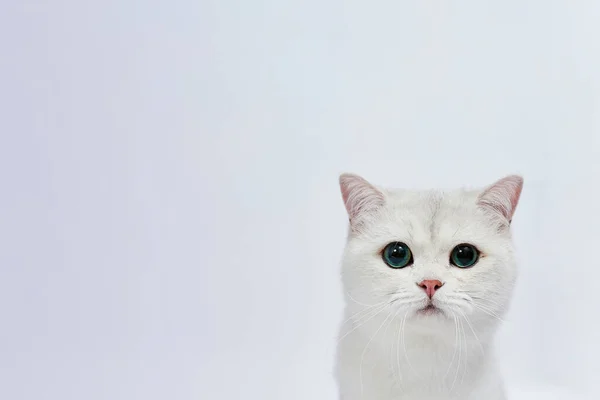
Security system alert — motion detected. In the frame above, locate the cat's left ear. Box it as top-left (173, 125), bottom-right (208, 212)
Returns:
top-left (477, 175), bottom-right (524, 224)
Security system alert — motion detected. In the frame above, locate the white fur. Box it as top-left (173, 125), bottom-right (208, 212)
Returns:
top-left (335, 175), bottom-right (523, 400)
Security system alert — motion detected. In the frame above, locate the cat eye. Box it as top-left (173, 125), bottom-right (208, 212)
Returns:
top-left (450, 244), bottom-right (480, 268)
top-left (382, 242), bottom-right (413, 269)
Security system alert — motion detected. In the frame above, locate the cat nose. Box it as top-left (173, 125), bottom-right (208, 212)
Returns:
top-left (418, 280), bottom-right (444, 298)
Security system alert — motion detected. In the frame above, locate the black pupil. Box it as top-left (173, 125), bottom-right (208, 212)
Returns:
top-left (455, 246), bottom-right (474, 264)
top-left (389, 244), bottom-right (407, 262)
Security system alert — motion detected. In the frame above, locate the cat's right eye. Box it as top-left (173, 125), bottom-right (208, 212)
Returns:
top-left (382, 242), bottom-right (413, 269)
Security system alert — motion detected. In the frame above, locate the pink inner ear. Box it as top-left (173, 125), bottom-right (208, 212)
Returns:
top-left (478, 175), bottom-right (523, 221)
top-left (339, 174), bottom-right (385, 223)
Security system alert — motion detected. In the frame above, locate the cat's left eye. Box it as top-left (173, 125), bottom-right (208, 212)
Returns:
top-left (450, 244), bottom-right (480, 268)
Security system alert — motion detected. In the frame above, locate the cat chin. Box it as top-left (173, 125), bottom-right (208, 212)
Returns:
top-left (406, 308), bottom-right (457, 334)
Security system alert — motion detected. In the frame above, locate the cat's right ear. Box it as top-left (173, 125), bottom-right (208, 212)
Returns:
top-left (339, 173), bottom-right (385, 230)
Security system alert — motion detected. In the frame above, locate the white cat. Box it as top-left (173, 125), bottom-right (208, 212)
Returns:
top-left (335, 174), bottom-right (523, 400)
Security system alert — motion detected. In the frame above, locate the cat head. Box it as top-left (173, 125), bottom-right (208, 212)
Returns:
top-left (339, 173), bottom-right (523, 333)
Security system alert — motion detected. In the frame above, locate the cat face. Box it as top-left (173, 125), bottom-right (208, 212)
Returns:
top-left (339, 174), bottom-right (523, 333)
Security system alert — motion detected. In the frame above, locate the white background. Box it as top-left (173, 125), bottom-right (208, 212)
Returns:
top-left (1, 1), bottom-right (600, 399)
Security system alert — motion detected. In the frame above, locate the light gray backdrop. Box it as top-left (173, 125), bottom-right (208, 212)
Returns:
top-left (1, 1), bottom-right (599, 399)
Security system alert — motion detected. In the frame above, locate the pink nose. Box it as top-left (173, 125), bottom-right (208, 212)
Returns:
top-left (418, 280), bottom-right (444, 298)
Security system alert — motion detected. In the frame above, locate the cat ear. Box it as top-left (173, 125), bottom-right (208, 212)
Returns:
top-left (477, 175), bottom-right (524, 223)
top-left (339, 173), bottom-right (385, 228)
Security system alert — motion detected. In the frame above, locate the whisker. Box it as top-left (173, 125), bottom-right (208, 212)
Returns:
top-left (346, 291), bottom-right (379, 307)
top-left (339, 301), bottom-right (387, 328)
top-left (459, 316), bottom-right (467, 387)
top-left (470, 296), bottom-right (508, 312)
top-left (389, 292), bottom-right (415, 301)
top-left (381, 307), bottom-right (401, 386)
top-left (394, 310), bottom-right (404, 388)
top-left (345, 303), bottom-right (388, 326)
top-left (386, 308), bottom-right (401, 385)
top-left (450, 292), bottom-right (472, 302)
top-left (472, 303), bottom-right (506, 323)
top-left (338, 304), bottom-right (389, 343)
top-left (470, 295), bottom-right (503, 306)
top-left (401, 313), bottom-right (420, 379)
top-left (443, 299), bottom-right (473, 314)
top-left (450, 312), bottom-right (462, 392)
top-left (360, 310), bottom-right (394, 395)
top-left (458, 309), bottom-right (485, 356)
top-left (391, 298), bottom-right (424, 309)
top-left (444, 311), bottom-right (459, 383)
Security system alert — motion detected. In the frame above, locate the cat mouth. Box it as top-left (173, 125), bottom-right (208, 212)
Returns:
top-left (417, 304), bottom-right (443, 316)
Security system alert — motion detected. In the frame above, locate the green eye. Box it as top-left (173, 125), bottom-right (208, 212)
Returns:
top-left (450, 244), bottom-right (480, 268)
top-left (382, 242), bottom-right (413, 269)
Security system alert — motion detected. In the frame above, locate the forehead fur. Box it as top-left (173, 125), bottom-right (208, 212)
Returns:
top-left (349, 187), bottom-right (510, 257)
